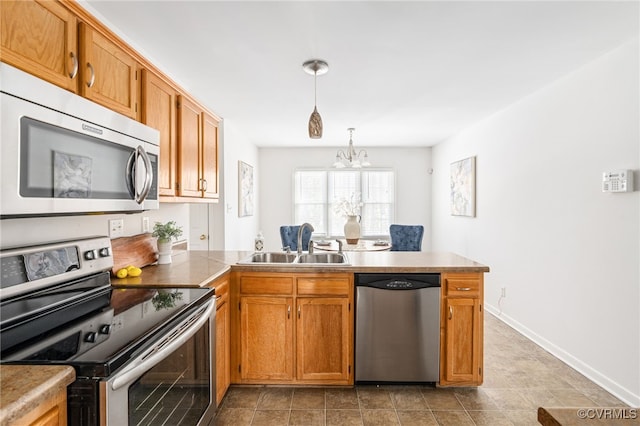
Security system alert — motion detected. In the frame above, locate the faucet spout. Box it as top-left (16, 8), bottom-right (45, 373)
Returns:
top-left (297, 223), bottom-right (314, 255)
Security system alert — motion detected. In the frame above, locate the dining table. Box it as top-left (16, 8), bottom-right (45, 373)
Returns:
top-left (313, 239), bottom-right (391, 252)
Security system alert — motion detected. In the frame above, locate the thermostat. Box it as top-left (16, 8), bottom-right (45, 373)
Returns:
top-left (602, 170), bottom-right (633, 192)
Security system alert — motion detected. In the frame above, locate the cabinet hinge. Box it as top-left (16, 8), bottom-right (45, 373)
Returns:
top-left (479, 367), bottom-right (482, 376)
top-left (238, 365), bottom-right (241, 373)
top-left (479, 304), bottom-right (482, 312)
top-left (348, 365), bottom-right (351, 374)
top-left (176, 99), bottom-right (181, 109)
top-left (238, 302), bottom-right (241, 311)
top-left (348, 303), bottom-right (351, 311)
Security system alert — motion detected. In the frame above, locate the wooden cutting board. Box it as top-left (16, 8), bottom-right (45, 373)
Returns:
top-left (111, 233), bottom-right (158, 274)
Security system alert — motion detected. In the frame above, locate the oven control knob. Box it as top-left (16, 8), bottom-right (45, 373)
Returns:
top-left (84, 332), bottom-right (97, 343)
top-left (99, 324), bottom-right (111, 335)
top-left (84, 250), bottom-right (98, 261)
top-left (98, 247), bottom-right (111, 257)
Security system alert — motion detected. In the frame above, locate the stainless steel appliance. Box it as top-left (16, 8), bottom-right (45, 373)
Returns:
top-left (0, 237), bottom-right (216, 426)
top-left (0, 63), bottom-right (159, 218)
top-left (355, 273), bottom-right (440, 383)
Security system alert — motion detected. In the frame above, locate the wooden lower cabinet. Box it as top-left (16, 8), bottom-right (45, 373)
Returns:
top-left (440, 272), bottom-right (484, 386)
top-left (232, 272), bottom-right (353, 385)
top-left (214, 274), bottom-right (231, 405)
top-left (18, 389), bottom-right (67, 426)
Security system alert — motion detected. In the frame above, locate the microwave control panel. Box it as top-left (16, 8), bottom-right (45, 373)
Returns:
top-left (602, 170), bottom-right (633, 193)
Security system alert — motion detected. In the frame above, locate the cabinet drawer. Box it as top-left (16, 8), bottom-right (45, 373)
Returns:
top-left (444, 274), bottom-right (481, 297)
top-left (240, 276), bottom-right (294, 295)
top-left (297, 277), bottom-right (351, 296)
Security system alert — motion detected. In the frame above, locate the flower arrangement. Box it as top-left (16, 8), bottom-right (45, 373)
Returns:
top-left (334, 192), bottom-right (363, 217)
top-left (152, 221), bottom-right (183, 243)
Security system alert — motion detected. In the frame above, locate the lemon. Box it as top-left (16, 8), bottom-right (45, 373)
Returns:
top-left (128, 267), bottom-right (142, 277)
top-left (115, 268), bottom-right (128, 278)
top-left (126, 265), bottom-right (137, 271)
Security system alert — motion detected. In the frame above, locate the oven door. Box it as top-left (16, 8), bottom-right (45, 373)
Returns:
top-left (101, 298), bottom-right (216, 426)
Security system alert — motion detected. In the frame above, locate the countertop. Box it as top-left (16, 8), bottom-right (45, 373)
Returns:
top-left (0, 365), bottom-right (75, 425)
top-left (111, 249), bottom-right (489, 288)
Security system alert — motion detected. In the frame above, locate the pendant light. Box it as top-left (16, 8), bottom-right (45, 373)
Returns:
top-left (302, 59), bottom-right (328, 139)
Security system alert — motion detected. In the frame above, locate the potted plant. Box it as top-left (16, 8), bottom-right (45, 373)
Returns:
top-left (152, 221), bottom-right (183, 264)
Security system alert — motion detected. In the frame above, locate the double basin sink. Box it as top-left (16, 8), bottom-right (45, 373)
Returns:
top-left (238, 251), bottom-right (349, 265)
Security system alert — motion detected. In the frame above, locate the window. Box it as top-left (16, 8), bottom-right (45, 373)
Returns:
top-left (294, 169), bottom-right (395, 237)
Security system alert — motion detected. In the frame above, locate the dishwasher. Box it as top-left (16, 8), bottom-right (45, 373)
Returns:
top-left (355, 273), bottom-right (440, 383)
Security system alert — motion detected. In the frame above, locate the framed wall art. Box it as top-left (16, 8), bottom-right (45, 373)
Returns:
top-left (238, 161), bottom-right (254, 217)
top-left (450, 156), bottom-right (476, 217)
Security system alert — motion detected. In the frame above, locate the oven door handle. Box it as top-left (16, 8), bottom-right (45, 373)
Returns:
top-left (110, 298), bottom-right (215, 391)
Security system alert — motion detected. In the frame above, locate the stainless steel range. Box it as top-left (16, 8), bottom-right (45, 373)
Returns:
top-left (0, 236), bottom-right (216, 426)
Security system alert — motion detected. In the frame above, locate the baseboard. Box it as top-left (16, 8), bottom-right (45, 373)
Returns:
top-left (484, 304), bottom-right (640, 407)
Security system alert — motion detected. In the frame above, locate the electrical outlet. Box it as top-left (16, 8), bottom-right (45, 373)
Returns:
top-left (501, 287), bottom-right (507, 298)
top-left (142, 216), bottom-right (150, 233)
top-left (109, 219), bottom-right (124, 238)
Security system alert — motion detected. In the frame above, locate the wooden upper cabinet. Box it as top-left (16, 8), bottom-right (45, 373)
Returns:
top-left (202, 112), bottom-right (220, 199)
top-left (78, 22), bottom-right (139, 119)
top-left (177, 95), bottom-right (203, 197)
top-left (142, 70), bottom-right (178, 196)
top-left (0, 0), bottom-right (79, 92)
top-left (177, 95), bottom-right (220, 199)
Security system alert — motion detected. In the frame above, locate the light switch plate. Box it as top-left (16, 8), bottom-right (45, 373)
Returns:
top-left (142, 216), bottom-right (150, 233)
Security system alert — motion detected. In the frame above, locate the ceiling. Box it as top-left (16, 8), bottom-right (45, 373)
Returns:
top-left (81, 1), bottom-right (639, 148)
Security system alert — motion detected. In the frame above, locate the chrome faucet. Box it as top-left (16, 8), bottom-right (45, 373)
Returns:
top-left (297, 223), bottom-right (314, 255)
top-left (335, 239), bottom-right (343, 253)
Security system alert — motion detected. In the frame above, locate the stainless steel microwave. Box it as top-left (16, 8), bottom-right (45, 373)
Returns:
top-left (0, 63), bottom-right (159, 218)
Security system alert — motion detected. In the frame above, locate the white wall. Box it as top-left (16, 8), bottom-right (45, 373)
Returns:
top-left (258, 147), bottom-right (432, 252)
top-left (218, 119), bottom-right (260, 250)
top-left (432, 37), bottom-right (640, 406)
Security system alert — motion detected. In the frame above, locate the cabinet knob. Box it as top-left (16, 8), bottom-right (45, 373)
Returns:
top-left (449, 306), bottom-right (453, 320)
top-left (456, 287), bottom-right (472, 291)
top-left (200, 234), bottom-right (207, 240)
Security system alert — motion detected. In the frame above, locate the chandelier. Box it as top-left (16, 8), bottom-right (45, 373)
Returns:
top-left (302, 59), bottom-right (329, 139)
top-left (333, 128), bottom-right (370, 168)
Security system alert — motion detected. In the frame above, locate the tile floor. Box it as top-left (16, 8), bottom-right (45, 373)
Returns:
top-left (212, 313), bottom-right (629, 425)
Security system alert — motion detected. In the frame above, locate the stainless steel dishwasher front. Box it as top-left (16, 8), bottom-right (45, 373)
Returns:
top-left (355, 273), bottom-right (441, 383)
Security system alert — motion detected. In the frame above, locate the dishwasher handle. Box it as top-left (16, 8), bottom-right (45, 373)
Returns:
top-left (355, 273), bottom-right (440, 290)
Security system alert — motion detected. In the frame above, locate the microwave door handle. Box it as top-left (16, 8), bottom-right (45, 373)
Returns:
top-left (135, 145), bottom-right (153, 204)
top-left (125, 150), bottom-right (136, 199)
top-left (110, 298), bottom-right (215, 391)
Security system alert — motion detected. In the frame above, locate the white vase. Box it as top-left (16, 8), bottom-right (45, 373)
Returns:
top-left (344, 215), bottom-right (361, 244)
top-left (157, 240), bottom-right (173, 264)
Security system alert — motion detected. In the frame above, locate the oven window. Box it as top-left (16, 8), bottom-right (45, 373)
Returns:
top-left (128, 323), bottom-right (211, 425)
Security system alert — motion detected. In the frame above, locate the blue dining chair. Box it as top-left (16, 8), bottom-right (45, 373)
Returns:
top-left (279, 225), bottom-right (312, 251)
top-left (389, 224), bottom-right (424, 251)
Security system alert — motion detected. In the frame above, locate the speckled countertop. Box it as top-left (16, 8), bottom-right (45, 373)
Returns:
top-left (111, 249), bottom-right (490, 288)
top-left (0, 365), bottom-right (75, 425)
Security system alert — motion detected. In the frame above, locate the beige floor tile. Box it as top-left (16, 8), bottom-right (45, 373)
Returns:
top-left (326, 409), bottom-right (364, 426)
top-left (326, 388), bottom-right (360, 409)
top-left (250, 409), bottom-right (289, 425)
top-left (212, 407), bottom-right (254, 425)
top-left (357, 387), bottom-right (394, 409)
top-left (390, 388), bottom-right (428, 410)
top-left (396, 410), bottom-right (438, 426)
top-left (467, 410), bottom-right (515, 425)
top-left (256, 388), bottom-right (293, 410)
top-left (222, 387), bottom-right (262, 409)
top-left (291, 388), bottom-right (325, 409)
top-left (421, 388), bottom-right (465, 410)
top-left (431, 410), bottom-right (475, 425)
top-left (288, 409), bottom-right (324, 425)
top-left (361, 409), bottom-right (400, 425)
top-left (503, 409), bottom-right (544, 426)
top-left (453, 388), bottom-right (500, 410)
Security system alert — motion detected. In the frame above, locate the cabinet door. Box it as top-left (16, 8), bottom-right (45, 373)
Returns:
top-left (296, 297), bottom-right (351, 383)
top-left (1, 0), bottom-right (78, 92)
top-left (201, 112), bottom-right (219, 199)
top-left (79, 22), bottom-right (138, 119)
top-left (442, 297), bottom-right (482, 385)
top-left (142, 70), bottom-right (177, 196)
top-left (215, 297), bottom-right (230, 405)
top-left (177, 95), bottom-right (203, 197)
top-left (240, 296), bottom-right (293, 381)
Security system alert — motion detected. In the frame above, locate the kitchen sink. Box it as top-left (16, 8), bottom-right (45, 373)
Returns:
top-left (295, 253), bottom-right (349, 264)
top-left (239, 252), bottom-right (298, 263)
top-left (237, 252), bottom-right (349, 265)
